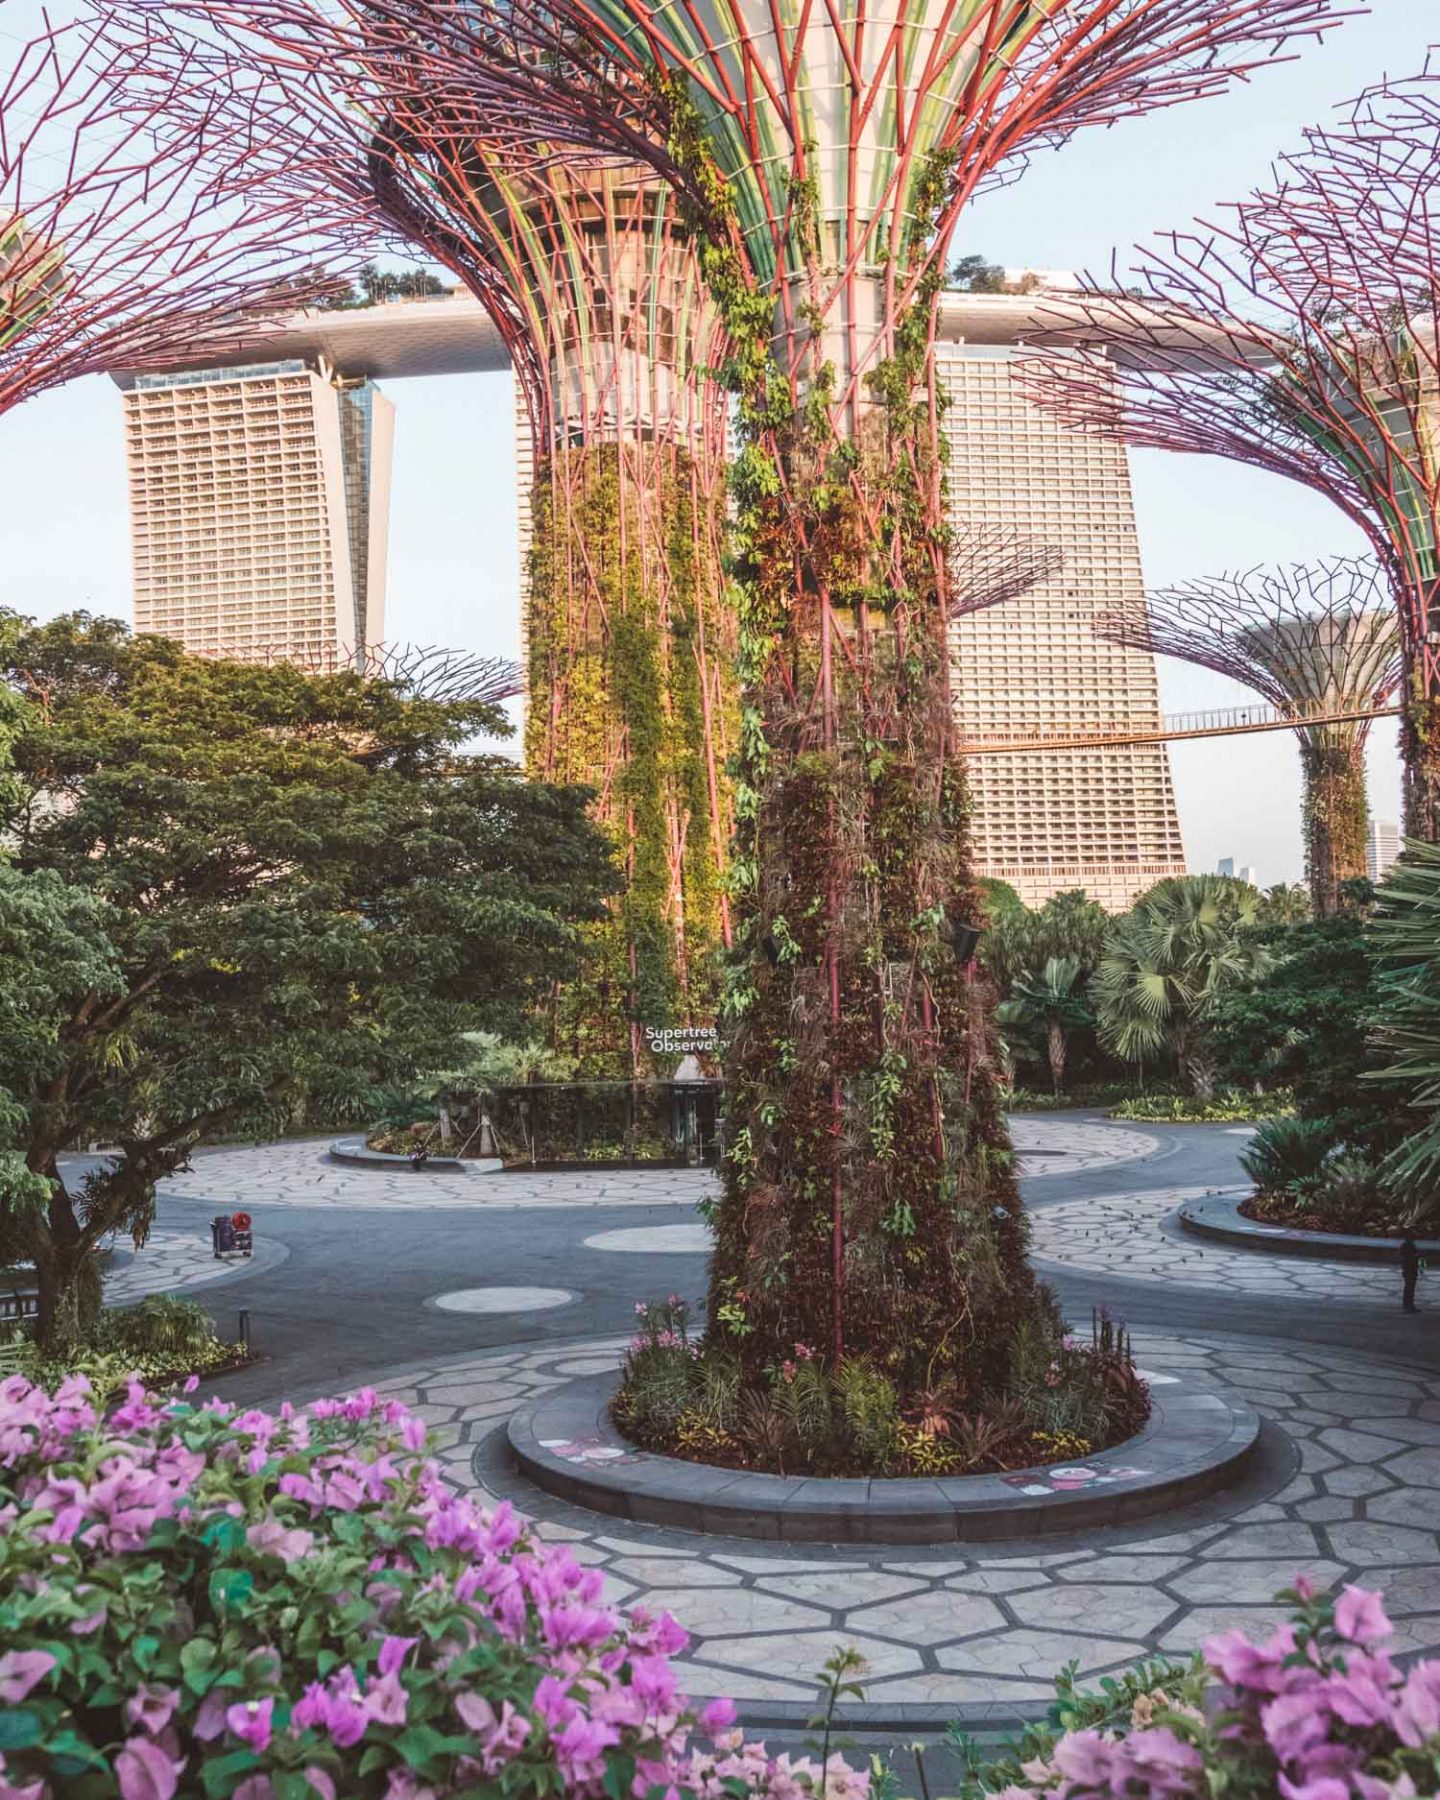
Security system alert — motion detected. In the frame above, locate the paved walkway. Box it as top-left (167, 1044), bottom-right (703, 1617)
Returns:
top-left (1030, 1185), bottom-right (1398, 1301)
top-left (365, 1328), bottom-right (1440, 1712)
top-left (162, 1140), bottom-right (715, 1211)
top-left (149, 1115), bottom-right (1154, 1214)
top-left (72, 1111), bottom-right (1440, 1722)
top-left (104, 1226), bottom-right (284, 1304)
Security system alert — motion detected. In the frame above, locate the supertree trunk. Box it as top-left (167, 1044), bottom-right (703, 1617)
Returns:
top-left (527, 433), bottom-right (734, 1072)
top-left (1401, 653), bottom-right (1440, 846)
top-left (705, 252), bottom-right (1037, 1385)
top-left (1299, 732), bottom-right (1369, 914)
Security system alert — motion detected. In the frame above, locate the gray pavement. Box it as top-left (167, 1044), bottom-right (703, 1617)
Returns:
top-left (72, 1111), bottom-right (1440, 1728)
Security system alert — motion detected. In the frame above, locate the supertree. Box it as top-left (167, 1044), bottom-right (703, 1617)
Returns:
top-left (130, 0), bottom-right (1346, 1392)
top-left (277, 640), bottom-right (525, 705)
top-left (1019, 75), bottom-right (1440, 844)
top-left (1097, 559), bottom-right (1401, 915)
top-left (375, 150), bottom-right (741, 1075)
top-left (0, 8), bottom-right (366, 420)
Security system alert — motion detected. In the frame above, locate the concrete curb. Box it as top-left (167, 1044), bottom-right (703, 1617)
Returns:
top-left (1178, 1191), bottom-right (1439, 1265)
top-left (507, 1370), bottom-right (1259, 1546)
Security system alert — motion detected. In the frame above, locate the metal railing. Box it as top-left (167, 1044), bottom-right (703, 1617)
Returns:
top-left (962, 699), bottom-right (1400, 754)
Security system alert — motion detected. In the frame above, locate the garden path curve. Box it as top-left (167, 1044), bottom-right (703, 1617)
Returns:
top-left (1028, 1186), bottom-right (1399, 1302)
top-left (353, 1328), bottom-right (1440, 1723)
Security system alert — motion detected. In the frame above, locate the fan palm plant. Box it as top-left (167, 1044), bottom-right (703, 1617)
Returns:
top-left (997, 956), bottom-right (1093, 1095)
top-left (1367, 842), bottom-right (1440, 1222)
top-left (1092, 876), bottom-right (1271, 1099)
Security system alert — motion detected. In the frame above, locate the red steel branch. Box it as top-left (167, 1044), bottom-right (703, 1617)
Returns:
top-left (0, 11), bottom-right (368, 418)
top-left (277, 641), bottom-right (525, 705)
top-left (1097, 558), bottom-right (1401, 728)
top-left (199, 0), bottom-right (1349, 420)
top-left (1017, 75), bottom-right (1440, 831)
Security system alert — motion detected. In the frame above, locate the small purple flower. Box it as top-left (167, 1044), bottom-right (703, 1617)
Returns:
top-left (362, 1670), bottom-right (409, 1727)
top-left (377, 1635), bottom-right (419, 1678)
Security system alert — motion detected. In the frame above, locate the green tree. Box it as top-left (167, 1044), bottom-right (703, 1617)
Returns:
top-left (1255, 882), bottom-right (1313, 925)
top-left (1092, 876), bottom-right (1271, 1099)
top-left (0, 613), bottom-right (613, 1344)
top-left (1210, 911), bottom-right (1399, 1152)
top-left (982, 888), bottom-right (1110, 998)
top-left (996, 956), bottom-right (1094, 1095)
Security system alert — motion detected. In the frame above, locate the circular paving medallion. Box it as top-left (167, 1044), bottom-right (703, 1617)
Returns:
top-left (431, 1286), bottom-right (574, 1314)
top-left (583, 1223), bottom-right (711, 1254)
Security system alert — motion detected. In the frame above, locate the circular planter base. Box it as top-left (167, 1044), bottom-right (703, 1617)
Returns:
top-left (507, 1371), bottom-right (1258, 1545)
top-left (328, 1137), bottom-right (502, 1174)
top-left (1179, 1192), bottom-right (1439, 1264)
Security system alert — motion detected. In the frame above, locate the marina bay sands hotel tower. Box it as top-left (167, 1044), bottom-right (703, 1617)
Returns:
top-left (114, 287), bottom-right (1185, 911)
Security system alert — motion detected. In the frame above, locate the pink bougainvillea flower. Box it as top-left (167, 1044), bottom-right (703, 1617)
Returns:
top-left (1335, 1586), bottom-right (1392, 1648)
top-left (0, 1650), bottom-right (55, 1704)
top-left (126, 1684), bottom-right (181, 1735)
top-left (245, 1516), bottom-right (315, 1564)
top-left (1277, 1778), bottom-right (1352, 1800)
top-left (114, 1736), bottom-right (180, 1800)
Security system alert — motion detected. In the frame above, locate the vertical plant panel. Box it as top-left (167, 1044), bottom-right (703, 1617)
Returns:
top-left (526, 438), bottom-right (735, 1074)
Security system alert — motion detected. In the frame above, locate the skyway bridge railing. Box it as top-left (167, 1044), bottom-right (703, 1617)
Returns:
top-left (962, 700), bottom-right (1401, 755)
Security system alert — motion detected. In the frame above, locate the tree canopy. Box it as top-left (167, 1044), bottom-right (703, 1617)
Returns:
top-left (0, 613), bottom-right (614, 1341)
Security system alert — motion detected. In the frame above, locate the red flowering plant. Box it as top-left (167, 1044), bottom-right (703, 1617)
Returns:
top-left (0, 1372), bottom-right (863, 1799)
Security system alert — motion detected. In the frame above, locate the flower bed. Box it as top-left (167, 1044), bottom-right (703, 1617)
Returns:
top-left (1240, 1193), bottom-right (1405, 1237)
top-left (613, 1299), bottom-right (1150, 1477)
top-left (956, 1579), bottom-right (1440, 1800)
top-left (1110, 1089), bottom-right (1294, 1124)
top-left (0, 1371), bottom-right (857, 1799)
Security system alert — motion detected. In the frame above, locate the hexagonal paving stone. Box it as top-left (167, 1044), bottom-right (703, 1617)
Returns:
top-left (755, 1571), bottom-right (926, 1608)
top-left (1293, 1498), bottom-right (1359, 1524)
top-left (1359, 1417), bottom-right (1440, 1447)
top-left (1385, 1449), bottom-right (1440, 1489)
top-left (1158, 1604), bottom-right (1296, 1652)
top-left (938, 1629), bottom-right (1144, 1679)
top-left (1323, 1465), bottom-right (1396, 1499)
top-left (1210, 1524), bottom-right (1327, 1559)
top-left (1320, 1428), bottom-right (1417, 1464)
top-left (1327, 1522), bottom-right (1440, 1563)
top-left (1381, 1615), bottom-right (1440, 1656)
top-left (1363, 1489), bottom-right (1440, 1532)
top-left (1054, 1555), bottom-right (1192, 1584)
top-left (1009, 1584), bottom-right (1177, 1639)
top-left (863, 1672), bottom-right (1052, 1703)
top-left (611, 1558), bottom-right (747, 1588)
top-left (1168, 1560), bottom-right (1347, 1605)
top-left (636, 1589), bottom-right (828, 1638)
top-left (943, 1570), bottom-right (1055, 1596)
top-left (694, 1631), bottom-right (923, 1683)
top-left (845, 1590), bottom-right (1006, 1646)
top-left (1351, 1566), bottom-right (1440, 1616)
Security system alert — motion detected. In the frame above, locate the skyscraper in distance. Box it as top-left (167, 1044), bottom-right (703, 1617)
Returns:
top-left (111, 292), bottom-right (507, 665)
top-left (938, 288), bottom-right (1188, 912)
top-left (1368, 819), bottom-right (1400, 883)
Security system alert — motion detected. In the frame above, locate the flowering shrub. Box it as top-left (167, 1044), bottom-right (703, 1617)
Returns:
top-left (952, 1578), bottom-right (1440, 1799)
top-left (0, 1371), bottom-right (866, 1799)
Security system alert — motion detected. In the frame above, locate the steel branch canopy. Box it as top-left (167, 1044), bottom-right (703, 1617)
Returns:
top-left (0, 9), bottom-right (365, 418)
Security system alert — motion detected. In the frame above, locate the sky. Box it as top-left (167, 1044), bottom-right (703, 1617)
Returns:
top-left (0, 2), bottom-right (1432, 886)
